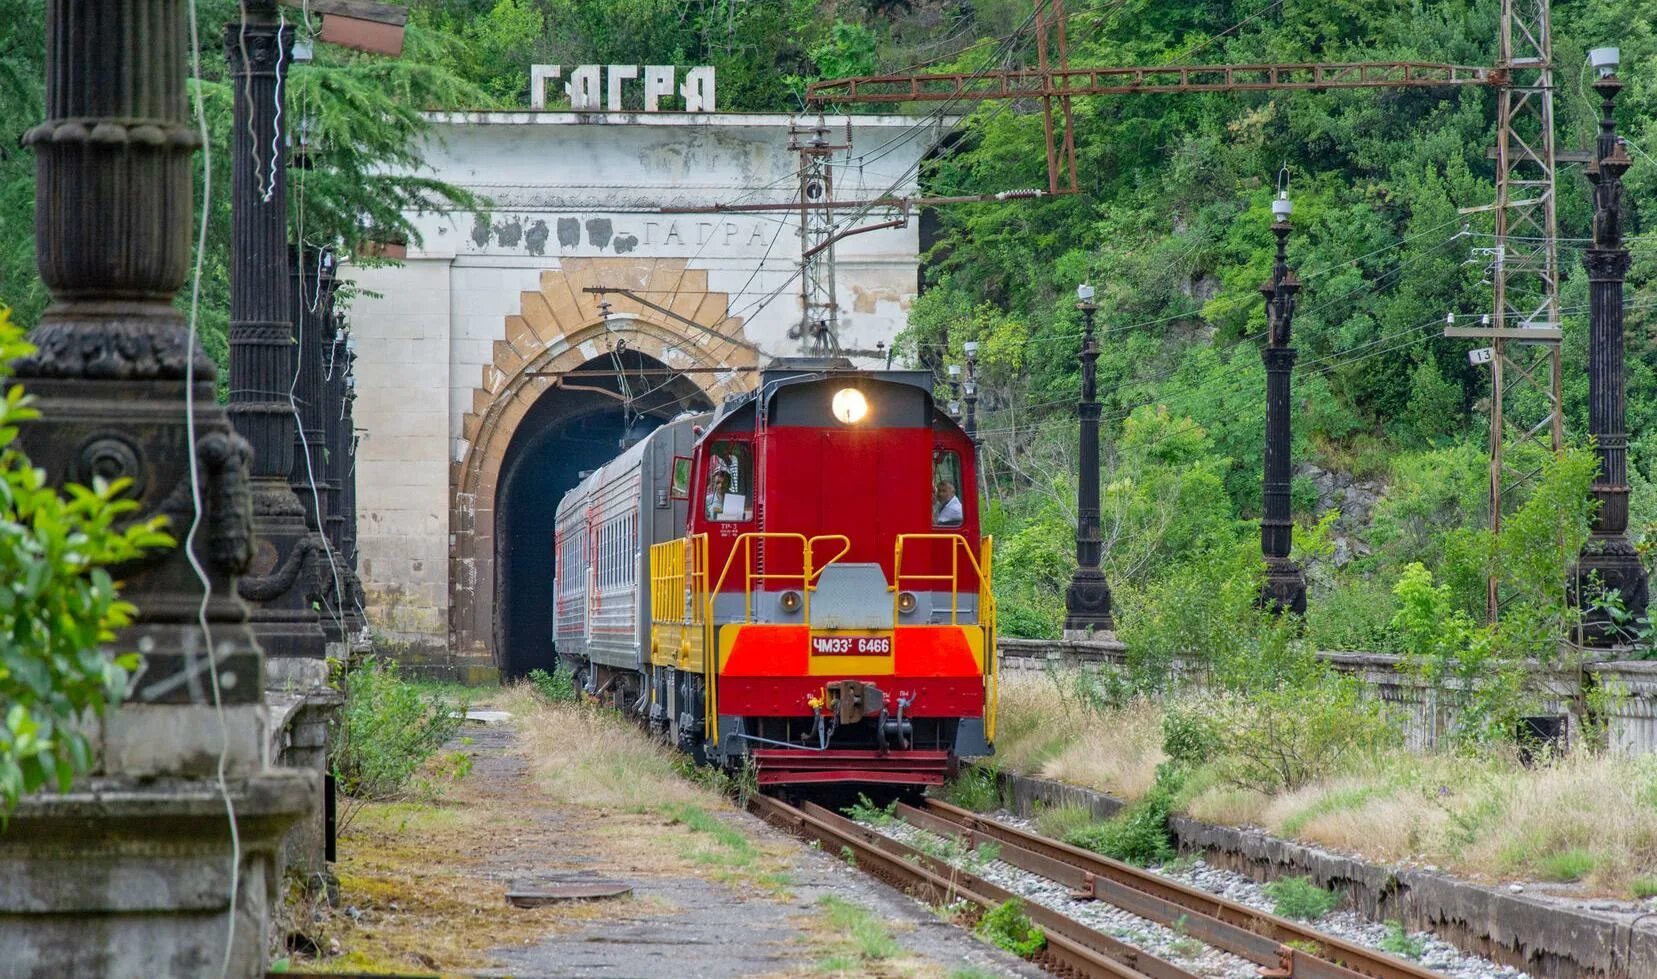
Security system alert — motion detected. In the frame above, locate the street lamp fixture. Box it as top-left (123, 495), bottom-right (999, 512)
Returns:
top-left (1573, 43), bottom-right (1647, 643)
top-left (1259, 187), bottom-right (1306, 615)
top-left (1590, 47), bottom-right (1619, 78)
top-left (1063, 281), bottom-right (1113, 637)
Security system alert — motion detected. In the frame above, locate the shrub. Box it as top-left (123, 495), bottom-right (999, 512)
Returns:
top-left (1064, 764), bottom-right (1180, 865)
top-left (1379, 920), bottom-right (1427, 960)
top-left (844, 792), bottom-right (898, 826)
top-left (528, 665), bottom-right (576, 703)
top-left (974, 899), bottom-right (1045, 956)
top-left (1263, 876), bottom-right (1340, 920)
top-left (940, 765), bottom-right (1001, 812)
top-left (1210, 671), bottom-right (1398, 795)
top-left (1161, 700), bottom-right (1223, 767)
top-left (331, 656), bottom-right (467, 830)
top-left (0, 308), bottom-right (173, 813)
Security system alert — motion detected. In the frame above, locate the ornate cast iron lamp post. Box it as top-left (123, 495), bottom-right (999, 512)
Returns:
top-left (227, 0), bottom-right (326, 662)
top-left (963, 340), bottom-right (980, 460)
top-left (947, 363), bottom-right (962, 419)
top-left (1575, 46), bottom-right (1648, 643)
top-left (4, 2), bottom-right (312, 971)
top-left (1064, 284), bottom-right (1114, 637)
top-left (1260, 189), bottom-right (1307, 614)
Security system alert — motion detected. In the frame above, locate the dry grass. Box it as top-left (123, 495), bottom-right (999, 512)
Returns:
top-left (998, 670), bottom-right (1657, 897)
top-left (293, 686), bottom-right (794, 973)
top-left (995, 671), bottom-right (1166, 797)
top-left (505, 683), bottom-right (722, 811)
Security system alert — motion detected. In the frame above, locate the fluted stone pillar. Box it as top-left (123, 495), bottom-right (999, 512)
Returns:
top-left (3, 3), bottom-right (313, 973)
top-left (1260, 206), bottom-right (1307, 615)
top-left (225, 0), bottom-right (326, 662)
top-left (1575, 67), bottom-right (1648, 644)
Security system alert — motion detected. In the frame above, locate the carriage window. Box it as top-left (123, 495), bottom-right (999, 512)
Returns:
top-left (933, 450), bottom-right (964, 527)
top-left (703, 441), bottom-right (753, 521)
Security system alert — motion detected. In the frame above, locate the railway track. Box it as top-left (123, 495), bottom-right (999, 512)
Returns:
top-left (750, 793), bottom-right (1438, 979)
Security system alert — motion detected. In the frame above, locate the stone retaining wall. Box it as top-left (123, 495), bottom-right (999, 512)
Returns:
top-left (999, 638), bottom-right (1657, 755)
top-left (999, 772), bottom-right (1657, 979)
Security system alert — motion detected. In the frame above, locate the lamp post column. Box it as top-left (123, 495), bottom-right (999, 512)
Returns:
top-left (1576, 47), bottom-right (1648, 644)
top-left (1064, 286), bottom-right (1114, 637)
top-left (1261, 192), bottom-right (1307, 615)
top-left (225, 0), bottom-right (326, 661)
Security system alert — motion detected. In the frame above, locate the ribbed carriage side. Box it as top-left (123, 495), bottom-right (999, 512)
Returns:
top-left (552, 474), bottom-right (595, 664)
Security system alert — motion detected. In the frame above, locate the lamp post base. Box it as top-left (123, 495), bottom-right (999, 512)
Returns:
top-left (1573, 537), bottom-right (1649, 647)
top-left (1261, 558), bottom-right (1307, 616)
top-left (1063, 568), bottom-right (1114, 635)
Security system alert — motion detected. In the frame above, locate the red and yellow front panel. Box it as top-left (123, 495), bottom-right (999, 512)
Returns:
top-left (715, 624), bottom-right (987, 717)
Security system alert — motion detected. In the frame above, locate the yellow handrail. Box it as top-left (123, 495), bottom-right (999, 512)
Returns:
top-left (699, 532), bottom-right (852, 743)
top-left (981, 535), bottom-right (997, 742)
top-left (891, 533), bottom-right (989, 624)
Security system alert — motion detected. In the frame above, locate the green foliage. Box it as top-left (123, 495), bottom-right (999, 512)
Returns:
top-left (844, 792), bottom-right (898, 827)
top-left (331, 656), bottom-right (468, 830)
top-left (1064, 764), bottom-right (1181, 866)
top-left (1378, 920), bottom-right (1427, 960)
top-left (528, 665), bottom-right (577, 703)
top-left (1384, 449), bottom-right (1600, 748)
top-left (1630, 876), bottom-right (1657, 900)
top-left (1206, 671), bottom-right (1398, 795)
top-left (0, 309), bottom-right (172, 813)
top-left (815, 895), bottom-right (900, 966)
top-left (1537, 848), bottom-right (1596, 883)
top-left (939, 765), bottom-right (1001, 812)
top-left (974, 899), bottom-right (1045, 957)
top-left (1262, 876), bottom-right (1341, 921)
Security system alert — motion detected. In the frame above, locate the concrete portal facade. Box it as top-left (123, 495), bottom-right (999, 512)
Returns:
top-left (345, 111), bottom-right (935, 673)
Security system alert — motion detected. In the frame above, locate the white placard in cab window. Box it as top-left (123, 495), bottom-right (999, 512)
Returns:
top-left (720, 493), bottom-right (747, 519)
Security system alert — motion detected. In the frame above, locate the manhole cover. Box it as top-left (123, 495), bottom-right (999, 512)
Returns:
top-left (506, 879), bottom-right (632, 907)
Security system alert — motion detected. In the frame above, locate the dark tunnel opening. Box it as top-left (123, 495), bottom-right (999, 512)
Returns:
top-left (494, 349), bottom-right (715, 679)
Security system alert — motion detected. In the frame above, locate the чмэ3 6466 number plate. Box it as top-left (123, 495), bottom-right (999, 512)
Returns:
top-left (811, 635), bottom-right (891, 655)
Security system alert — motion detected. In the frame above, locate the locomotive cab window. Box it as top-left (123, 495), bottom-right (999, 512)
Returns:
top-left (704, 441), bottom-right (753, 521)
top-left (933, 449), bottom-right (964, 527)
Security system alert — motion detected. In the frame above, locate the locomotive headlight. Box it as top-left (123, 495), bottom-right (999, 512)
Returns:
top-left (897, 591), bottom-right (918, 614)
top-left (779, 590), bottom-right (803, 613)
top-left (831, 387), bottom-right (869, 424)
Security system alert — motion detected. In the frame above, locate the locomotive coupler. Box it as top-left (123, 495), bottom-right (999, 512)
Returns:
top-left (876, 694), bottom-right (914, 753)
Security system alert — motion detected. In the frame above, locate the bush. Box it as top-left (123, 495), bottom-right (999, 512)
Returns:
top-left (940, 765), bottom-right (1001, 812)
top-left (1063, 763), bottom-right (1180, 865)
top-left (0, 308), bottom-right (173, 812)
top-left (974, 899), bottom-right (1045, 956)
top-left (1209, 672), bottom-right (1398, 795)
top-left (332, 656), bottom-right (468, 829)
top-left (1378, 920), bottom-right (1427, 960)
top-left (528, 665), bottom-right (576, 703)
top-left (1263, 876), bottom-right (1340, 920)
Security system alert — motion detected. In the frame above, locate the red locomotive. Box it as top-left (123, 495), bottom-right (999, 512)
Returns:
top-left (553, 360), bottom-right (997, 787)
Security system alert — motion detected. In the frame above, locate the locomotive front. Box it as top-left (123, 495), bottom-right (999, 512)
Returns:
top-left (647, 364), bottom-right (997, 788)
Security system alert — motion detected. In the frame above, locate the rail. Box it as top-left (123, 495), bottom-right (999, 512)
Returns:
top-left (915, 799), bottom-right (1436, 979)
top-left (750, 793), bottom-right (1198, 979)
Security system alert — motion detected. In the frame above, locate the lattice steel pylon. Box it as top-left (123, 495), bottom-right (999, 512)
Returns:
top-left (789, 117), bottom-right (847, 355)
top-left (1448, 0), bottom-right (1566, 621)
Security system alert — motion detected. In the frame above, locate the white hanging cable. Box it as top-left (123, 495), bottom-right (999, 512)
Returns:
top-left (186, 2), bottom-right (242, 976)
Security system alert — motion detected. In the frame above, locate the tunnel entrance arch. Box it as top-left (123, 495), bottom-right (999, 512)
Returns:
top-left (492, 349), bottom-right (714, 678)
top-left (449, 261), bottom-right (760, 675)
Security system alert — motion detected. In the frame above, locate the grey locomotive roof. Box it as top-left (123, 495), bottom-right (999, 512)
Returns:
top-left (710, 362), bottom-right (937, 426)
top-left (554, 412), bottom-right (710, 522)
